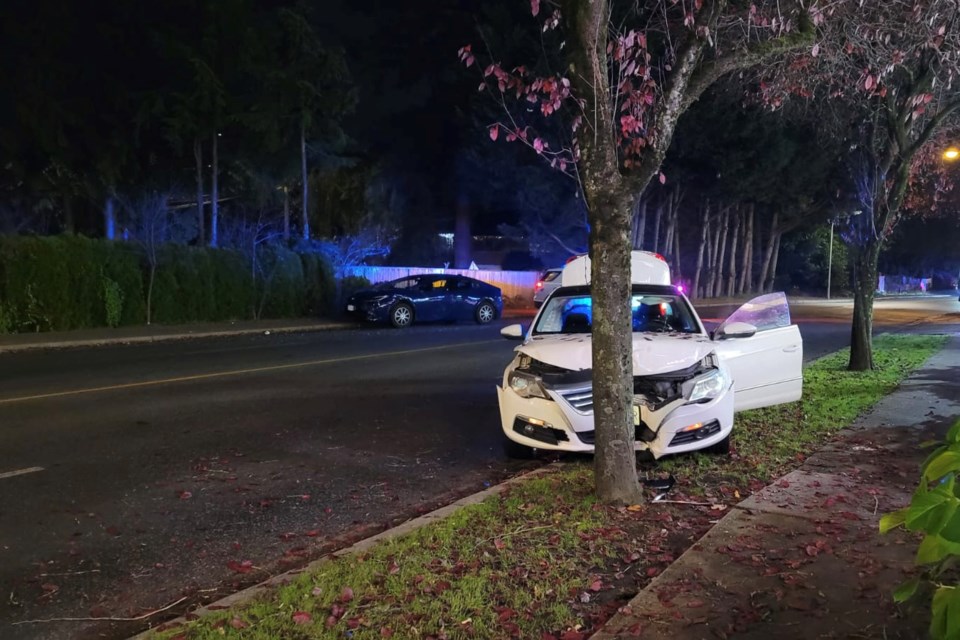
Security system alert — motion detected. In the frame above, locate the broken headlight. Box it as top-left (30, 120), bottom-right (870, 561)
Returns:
top-left (687, 368), bottom-right (728, 403)
top-left (508, 370), bottom-right (550, 400)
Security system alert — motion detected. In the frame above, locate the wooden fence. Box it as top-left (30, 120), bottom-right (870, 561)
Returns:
top-left (342, 266), bottom-right (540, 302)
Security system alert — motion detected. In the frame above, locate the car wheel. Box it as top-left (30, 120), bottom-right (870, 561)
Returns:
top-left (390, 302), bottom-right (414, 328)
top-left (503, 435), bottom-right (537, 459)
top-left (704, 434), bottom-right (730, 455)
top-left (475, 301), bottom-right (496, 324)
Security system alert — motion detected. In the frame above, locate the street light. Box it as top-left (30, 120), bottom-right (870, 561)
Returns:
top-left (827, 210), bottom-right (862, 300)
top-left (944, 146), bottom-right (959, 161)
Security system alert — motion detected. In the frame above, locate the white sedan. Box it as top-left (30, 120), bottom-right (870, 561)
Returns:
top-left (497, 253), bottom-right (802, 459)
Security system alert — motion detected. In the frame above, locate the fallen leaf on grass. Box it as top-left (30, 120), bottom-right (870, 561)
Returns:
top-left (627, 504), bottom-right (643, 512)
top-left (229, 617), bottom-right (248, 629)
top-left (292, 611), bottom-right (311, 625)
top-left (340, 586), bottom-right (354, 603)
top-left (589, 579), bottom-right (603, 592)
top-left (226, 560), bottom-right (254, 574)
top-left (178, 491), bottom-right (192, 500)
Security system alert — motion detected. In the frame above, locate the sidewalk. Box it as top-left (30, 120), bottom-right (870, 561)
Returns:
top-left (0, 308), bottom-right (538, 353)
top-left (592, 335), bottom-right (960, 639)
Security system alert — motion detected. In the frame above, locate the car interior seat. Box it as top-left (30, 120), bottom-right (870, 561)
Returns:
top-left (561, 312), bottom-right (591, 333)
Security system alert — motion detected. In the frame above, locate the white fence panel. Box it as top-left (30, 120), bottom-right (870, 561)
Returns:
top-left (343, 266), bottom-right (540, 301)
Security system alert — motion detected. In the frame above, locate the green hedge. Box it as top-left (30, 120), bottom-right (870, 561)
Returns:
top-left (0, 235), bottom-right (335, 333)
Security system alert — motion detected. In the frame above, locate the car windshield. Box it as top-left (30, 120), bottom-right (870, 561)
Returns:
top-left (533, 291), bottom-right (700, 335)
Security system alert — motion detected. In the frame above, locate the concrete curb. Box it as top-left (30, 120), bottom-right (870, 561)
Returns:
top-left (0, 323), bottom-right (357, 354)
top-left (130, 463), bottom-right (560, 639)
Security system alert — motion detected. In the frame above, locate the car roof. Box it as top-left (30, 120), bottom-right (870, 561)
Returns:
top-left (561, 251), bottom-right (671, 286)
top-left (551, 284), bottom-right (681, 297)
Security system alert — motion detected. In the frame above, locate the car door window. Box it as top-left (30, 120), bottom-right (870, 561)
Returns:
top-left (716, 292), bottom-right (790, 335)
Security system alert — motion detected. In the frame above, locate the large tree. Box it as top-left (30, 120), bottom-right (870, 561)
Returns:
top-left (462, 0), bottom-right (820, 503)
top-left (760, 0), bottom-right (960, 370)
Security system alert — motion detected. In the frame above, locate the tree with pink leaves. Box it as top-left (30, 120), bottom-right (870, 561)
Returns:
top-left (461, 0), bottom-right (823, 503)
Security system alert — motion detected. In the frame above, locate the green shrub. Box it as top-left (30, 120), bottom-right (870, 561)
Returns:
top-left (339, 275), bottom-right (371, 299)
top-left (0, 234), bottom-right (334, 332)
top-left (882, 418), bottom-right (960, 639)
top-left (101, 275), bottom-right (124, 328)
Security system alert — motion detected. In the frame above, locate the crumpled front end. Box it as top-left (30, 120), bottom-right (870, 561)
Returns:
top-left (498, 350), bottom-right (734, 458)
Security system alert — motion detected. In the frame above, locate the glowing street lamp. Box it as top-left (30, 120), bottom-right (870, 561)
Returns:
top-left (944, 147), bottom-right (960, 161)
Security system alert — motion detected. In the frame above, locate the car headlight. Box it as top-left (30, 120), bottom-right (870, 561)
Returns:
top-left (508, 370), bottom-right (550, 400)
top-left (687, 368), bottom-right (727, 403)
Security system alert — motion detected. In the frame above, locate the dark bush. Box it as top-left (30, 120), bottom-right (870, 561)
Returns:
top-left (0, 235), bottom-right (334, 333)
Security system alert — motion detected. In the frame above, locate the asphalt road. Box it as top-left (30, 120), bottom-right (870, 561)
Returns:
top-left (1, 296), bottom-right (957, 639)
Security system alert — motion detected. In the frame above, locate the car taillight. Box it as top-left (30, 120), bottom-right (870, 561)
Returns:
top-left (535, 281), bottom-right (544, 290)
top-left (651, 252), bottom-right (667, 262)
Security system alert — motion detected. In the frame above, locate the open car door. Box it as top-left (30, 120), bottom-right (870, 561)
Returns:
top-left (712, 293), bottom-right (803, 412)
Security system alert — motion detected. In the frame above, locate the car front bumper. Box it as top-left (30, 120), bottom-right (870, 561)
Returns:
top-left (497, 382), bottom-right (734, 459)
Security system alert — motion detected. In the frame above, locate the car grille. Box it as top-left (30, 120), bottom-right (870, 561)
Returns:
top-left (557, 387), bottom-right (593, 412)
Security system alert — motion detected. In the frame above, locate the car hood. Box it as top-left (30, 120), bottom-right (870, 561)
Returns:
top-left (517, 333), bottom-right (714, 376)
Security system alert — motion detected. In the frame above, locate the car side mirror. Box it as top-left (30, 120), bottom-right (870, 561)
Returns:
top-left (501, 324), bottom-right (525, 340)
top-left (716, 321), bottom-right (757, 340)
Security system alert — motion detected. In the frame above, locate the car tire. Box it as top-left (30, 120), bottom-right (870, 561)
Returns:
top-left (389, 302), bottom-right (414, 328)
top-left (475, 301), bottom-right (496, 324)
top-left (704, 434), bottom-right (731, 455)
top-left (502, 435), bottom-right (537, 459)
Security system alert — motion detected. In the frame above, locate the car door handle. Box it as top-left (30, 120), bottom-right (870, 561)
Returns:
top-left (783, 345), bottom-right (800, 353)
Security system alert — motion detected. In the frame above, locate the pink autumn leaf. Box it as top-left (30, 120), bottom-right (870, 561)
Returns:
top-left (659, 172), bottom-right (667, 184)
top-left (340, 586), bottom-right (354, 603)
top-left (533, 138), bottom-right (545, 154)
top-left (292, 611), bottom-right (312, 625)
top-left (531, 0), bottom-right (540, 17)
top-left (489, 124), bottom-right (499, 141)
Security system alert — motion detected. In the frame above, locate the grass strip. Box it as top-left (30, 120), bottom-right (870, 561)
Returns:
top-left (154, 333), bottom-right (946, 640)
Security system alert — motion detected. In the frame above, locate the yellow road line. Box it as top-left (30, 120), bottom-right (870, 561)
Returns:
top-left (0, 339), bottom-right (501, 405)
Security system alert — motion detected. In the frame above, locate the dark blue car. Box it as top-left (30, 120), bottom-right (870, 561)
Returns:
top-left (345, 274), bottom-right (503, 328)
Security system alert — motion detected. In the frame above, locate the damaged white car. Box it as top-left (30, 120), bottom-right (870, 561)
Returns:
top-left (497, 252), bottom-right (803, 459)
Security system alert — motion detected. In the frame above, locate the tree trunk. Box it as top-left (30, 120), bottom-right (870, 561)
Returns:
top-left (651, 200), bottom-right (662, 254)
top-left (725, 208), bottom-right (741, 297)
top-left (663, 200), bottom-right (675, 263)
top-left (691, 201), bottom-right (710, 298)
top-left (104, 196), bottom-right (116, 240)
top-left (714, 206), bottom-right (729, 298)
top-left (454, 196), bottom-right (472, 269)
top-left (631, 198), bottom-right (647, 250)
top-left (703, 212), bottom-right (715, 298)
top-left (672, 208), bottom-right (681, 282)
top-left (737, 204), bottom-right (753, 295)
top-left (848, 239), bottom-right (881, 371)
top-left (765, 232), bottom-right (782, 292)
top-left (301, 122), bottom-right (310, 241)
top-left (210, 132), bottom-right (219, 248)
top-left (587, 185), bottom-right (641, 505)
top-left (194, 137), bottom-right (205, 245)
top-left (62, 194), bottom-right (74, 234)
top-left (757, 211), bottom-right (779, 293)
top-left (146, 263), bottom-right (156, 326)
top-left (282, 187), bottom-right (291, 241)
